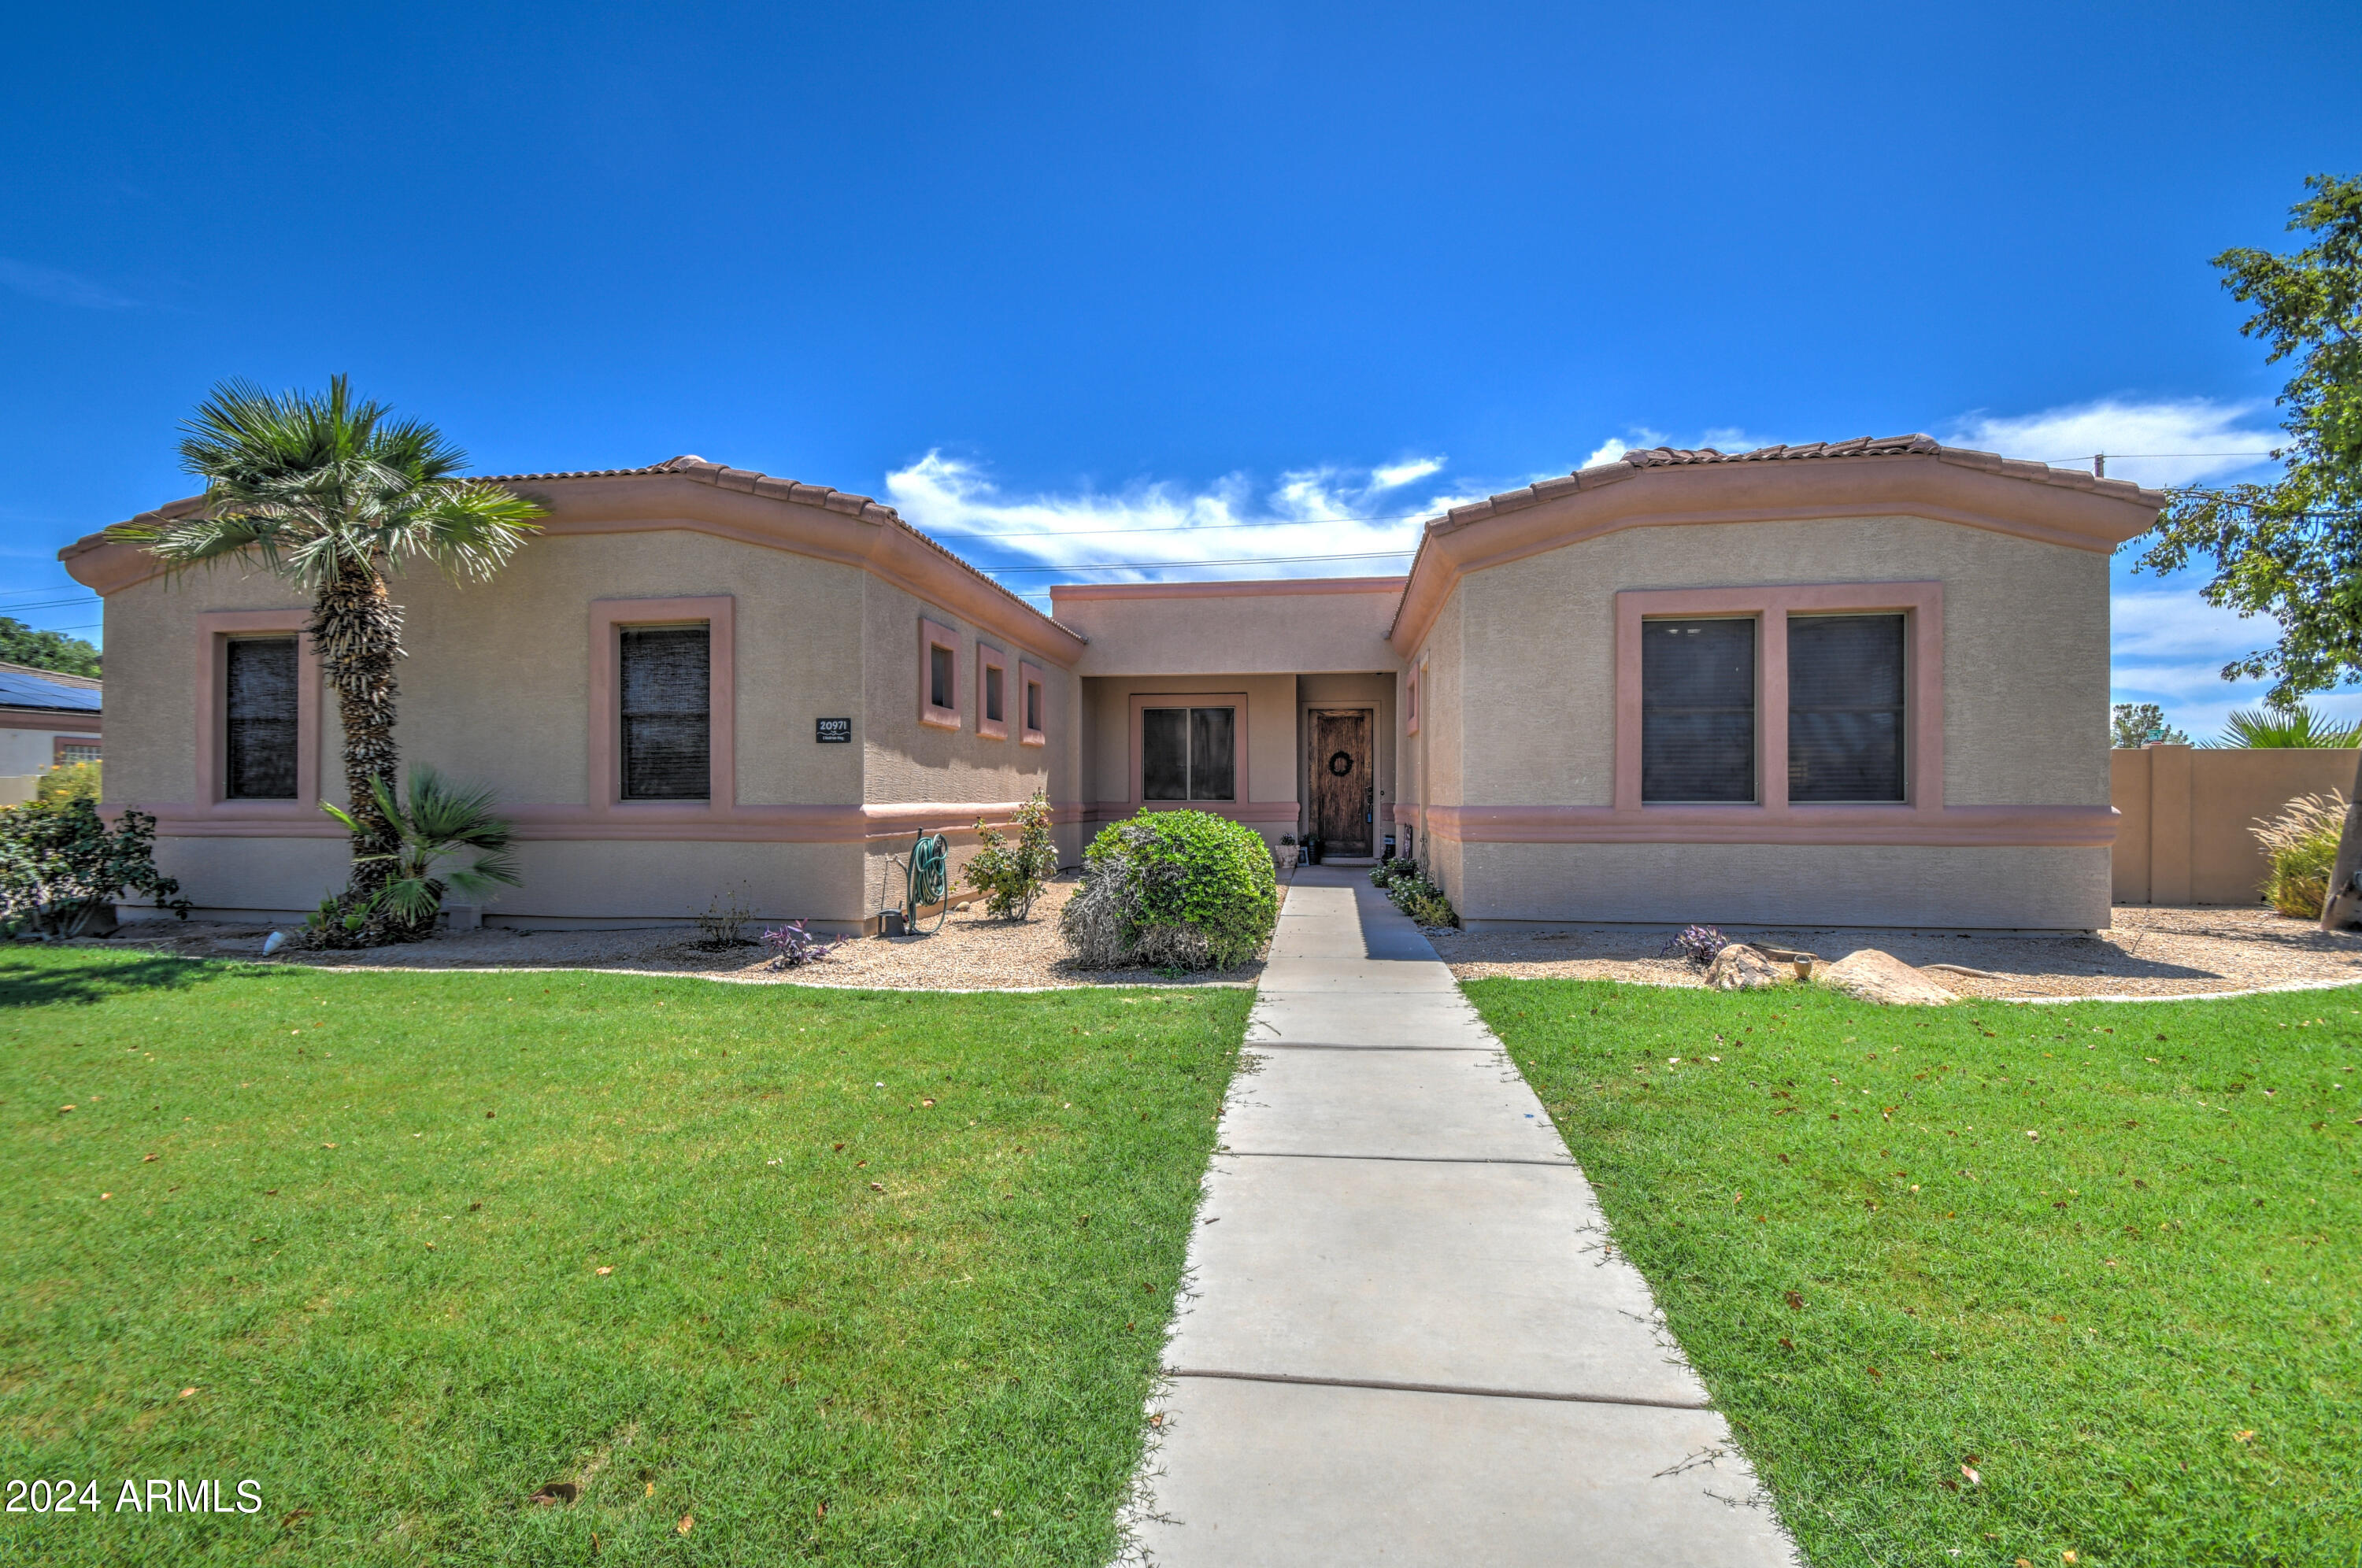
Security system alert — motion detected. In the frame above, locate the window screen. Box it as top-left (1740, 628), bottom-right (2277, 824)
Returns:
top-left (1787, 614), bottom-right (1905, 803)
top-left (929, 645), bottom-right (954, 712)
top-left (985, 664), bottom-right (1005, 723)
top-left (620, 625), bottom-right (711, 801)
top-left (225, 636), bottom-right (299, 800)
top-left (1641, 618), bottom-right (1756, 803)
top-left (1142, 706), bottom-right (1235, 801)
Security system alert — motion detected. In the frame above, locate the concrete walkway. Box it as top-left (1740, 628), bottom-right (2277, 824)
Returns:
top-left (1128, 867), bottom-right (1797, 1567)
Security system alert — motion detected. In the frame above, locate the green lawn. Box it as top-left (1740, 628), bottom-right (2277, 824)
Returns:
top-left (0, 949), bottom-right (1249, 1565)
top-left (1467, 978), bottom-right (2362, 1568)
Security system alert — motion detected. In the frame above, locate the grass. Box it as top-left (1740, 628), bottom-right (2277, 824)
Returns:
top-left (1466, 978), bottom-right (2362, 1568)
top-left (0, 949), bottom-right (1249, 1565)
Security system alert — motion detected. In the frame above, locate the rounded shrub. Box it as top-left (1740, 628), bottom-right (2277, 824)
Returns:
top-left (1061, 809), bottom-right (1278, 970)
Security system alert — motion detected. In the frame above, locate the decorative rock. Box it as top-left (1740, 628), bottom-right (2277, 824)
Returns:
top-left (1817, 948), bottom-right (1957, 1005)
top-left (1705, 943), bottom-right (1784, 991)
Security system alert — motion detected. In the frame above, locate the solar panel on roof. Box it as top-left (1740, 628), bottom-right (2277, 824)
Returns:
top-left (0, 670), bottom-right (102, 712)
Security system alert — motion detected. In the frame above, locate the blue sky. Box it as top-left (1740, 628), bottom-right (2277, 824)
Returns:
top-left (2, 0), bottom-right (2356, 736)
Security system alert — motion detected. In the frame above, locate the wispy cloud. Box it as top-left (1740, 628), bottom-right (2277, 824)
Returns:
top-left (1945, 397), bottom-right (2277, 489)
top-left (883, 452), bottom-right (1464, 593)
top-left (0, 258), bottom-right (138, 310)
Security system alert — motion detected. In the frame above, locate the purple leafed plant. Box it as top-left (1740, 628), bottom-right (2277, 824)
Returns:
top-left (1660, 924), bottom-right (1728, 967)
top-left (763, 921), bottom-right (841, 971)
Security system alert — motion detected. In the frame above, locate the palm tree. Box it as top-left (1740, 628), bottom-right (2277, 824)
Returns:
top-left (111, 377), bottom-right (542, 938)
top-left (2205, 703), bottom-right (2362, 749)
top-left (320, 767), bottom-right (522, 933)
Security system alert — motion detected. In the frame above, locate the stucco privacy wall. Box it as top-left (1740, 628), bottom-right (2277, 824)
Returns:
top-left (2112, 745), bottom-right (2360, 906)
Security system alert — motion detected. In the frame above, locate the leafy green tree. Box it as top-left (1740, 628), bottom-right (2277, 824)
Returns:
top-left (109, 377), bottom-right (542, 944)
top-left (2205, 702), bottom-right (2360, 748)
top-left (2134, 173), bottom-right (2362, 923)
top-left (0, 617), bottom-right (102, 678)
top-left (2110, 702), bottom-right (2190, 749)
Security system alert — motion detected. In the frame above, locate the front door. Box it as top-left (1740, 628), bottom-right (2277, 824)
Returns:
top-left (1309, 709), bottom-right (1372, 857)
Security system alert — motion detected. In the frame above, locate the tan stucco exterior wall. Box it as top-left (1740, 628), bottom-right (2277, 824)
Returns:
top-left (2111, 745), bottom-right (2360, 906)
top-left (1053, 583), bottom-right (1405, 676)
top-left (1398, 514), bottom-right (2113, 929)
top-left (1079, 673), bottom-right (1299, 842)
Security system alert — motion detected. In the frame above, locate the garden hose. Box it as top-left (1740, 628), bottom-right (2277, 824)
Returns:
top-left (905, 832), bottom-right (950, 934)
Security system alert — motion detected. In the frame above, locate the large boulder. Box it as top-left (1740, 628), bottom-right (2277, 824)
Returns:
top-left (1817, 948), bottom-right (1957, 1006)
top-left (1705, 942), bottom-right (1784, 991)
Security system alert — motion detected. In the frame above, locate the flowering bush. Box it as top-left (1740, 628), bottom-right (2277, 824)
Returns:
top-left (961, 791), bottom-right (1059, 919)
top-left (1660, 924), bottom-right (1729, 966)
top-left (1376, 863), bottom-right (1457, 928)
top-left (763, 921), bottom-right (841, 970)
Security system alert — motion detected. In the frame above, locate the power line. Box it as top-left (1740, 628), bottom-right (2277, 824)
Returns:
top-left (0, 595), bottom-right (102, 615)
top-left (925, 509), bottom-right (1438, 542)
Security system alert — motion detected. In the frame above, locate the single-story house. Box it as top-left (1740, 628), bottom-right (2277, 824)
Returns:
top-left (0, 660), bottom-right (102, 801)
top-left (61, 435), bottom-right (2162, 932)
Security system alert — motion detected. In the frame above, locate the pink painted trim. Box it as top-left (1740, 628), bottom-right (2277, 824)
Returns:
top-left (1612, 582), bottom-right (1943, 816)
top-left (589, 596), bottom-right (736, 812)
top-left (1404, 660), bottom-right (1421, 737)
top-left (919, 617), bottom-right (961, 731)
top-left (1052, 575), bottom-right (1406, 602)
top-left (976, 643), bottom-right (1009, 741)
top-left (1125, 692), bottom-right (1253, 809)
top-left (1420, 802), bottom-right (2115, 848)
top-left (191, 609), bottom-right (320, 817)
top-left (1018, 661), bottom-right (1047, 747)
top-left (133, 798), bottom-right (1094, 844)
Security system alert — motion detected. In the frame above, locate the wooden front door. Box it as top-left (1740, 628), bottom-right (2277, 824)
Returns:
top-left (1309, 709), bottom-right (1372, 856)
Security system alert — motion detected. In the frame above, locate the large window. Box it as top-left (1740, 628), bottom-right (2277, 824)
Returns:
top-left (1142, 704), bottom-right (1236, 801)
top-left (620, 624), bottom-right (711, 801)
top-left (1787, 613), bottom-right (1906, 803)
top-left (224, 635), bottom-right (300, 800)
top-left (1640, 618), bottom-right (1756, 803)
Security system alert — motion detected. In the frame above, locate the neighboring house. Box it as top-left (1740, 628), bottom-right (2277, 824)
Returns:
top-left (0, 660), bottom-right (102, 788)
top-left (60, 436), bottom-right (2163, 931)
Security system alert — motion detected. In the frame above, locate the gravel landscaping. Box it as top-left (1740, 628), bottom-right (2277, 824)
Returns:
top-left (1432, 903), bottom-right (2362, 999)
top-left (98, 870), bottom-right (1281, 991)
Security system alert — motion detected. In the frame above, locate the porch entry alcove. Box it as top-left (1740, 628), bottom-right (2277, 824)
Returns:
top-left (1309, 708), bottom-right (1373, 857)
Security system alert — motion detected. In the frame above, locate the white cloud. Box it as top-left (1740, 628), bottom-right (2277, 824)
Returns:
top-left (1945, 398), bottom-right (2278, 489)
top-left (882, 451), bottom-right (1459, 594)
top-left (0, 258), bottom-right (137, 309)
top-left (2108, 582), bottom-right (2362, 738)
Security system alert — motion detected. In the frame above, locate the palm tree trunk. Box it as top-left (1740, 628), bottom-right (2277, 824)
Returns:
top-left (308, 560), bottom-right (404, 900)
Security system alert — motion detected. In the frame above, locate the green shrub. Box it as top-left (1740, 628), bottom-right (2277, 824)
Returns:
top-left (34, 760), bottom-right (100, 803)
top-left (0, 797), bottom-right (190, 937)
top-left (2251, 790), bottom-right (2346, 918)
top-left (961, 791), bottom-right (1060, 919)
top-left (1379, 861), bottom-right (1459, 927)
top-left (1061, 809), bottom-right (1277, 970)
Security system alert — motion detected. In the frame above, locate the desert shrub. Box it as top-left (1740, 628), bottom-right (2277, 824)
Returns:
top-left (0, 797), bottom-right (190, 937)
top-left (1369, 856), bottom-right (1419, 890)
top-left (34, 760), bottom-right (100, 803)
top-left (1061, 809), bottom-right (1277, 970)
top-left (961, 791), bottom-right (1059, 919)
top-left (1660, 923), bottom-right (1730, 966)
top-left (312, 768), bottom-right (520, 945)
top-left (763, 921), bottom-right (841, 970)
top-left (2252, 790), bottom-right (2347, 919)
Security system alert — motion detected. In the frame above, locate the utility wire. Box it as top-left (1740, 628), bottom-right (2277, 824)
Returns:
top-left (983, 549), bottom-right (1416, 575)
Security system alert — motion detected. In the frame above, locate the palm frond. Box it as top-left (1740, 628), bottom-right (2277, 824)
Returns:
top-left (2206, 703), bottom-right (2362, 748)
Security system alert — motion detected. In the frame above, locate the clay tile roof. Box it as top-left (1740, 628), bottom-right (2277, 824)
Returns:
top-left (472, 455), bottom-right (709, 483)
top-left (1614, 434), bottom-right (1942, 466)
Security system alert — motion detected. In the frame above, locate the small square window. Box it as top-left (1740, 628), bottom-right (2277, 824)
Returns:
top-left (977, 645), bottom-right (1010, 740)
top-left (919, 618), bottom-right (962, 730)
top-left (1019, 662), bottom-right (1048, 746)
top-left (930, 646), bottom-right (953, 709)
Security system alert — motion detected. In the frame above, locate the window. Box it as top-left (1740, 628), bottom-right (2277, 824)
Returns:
top-left (54, 738), bottom-right (101, 767)
top-left (1641, 618), bottom-right (1756, 803)
top-left (1020, 662), bottom-right (1047, 746)
top-left (1143, 705), bottom-right (1235, 801)
top-left (1787, 614), bottom-right (1905, 803)
top-left (919, 618), bottom-right (961, 730)
top-left (224, 635), bottom-right (300, 800)
top-left (977, 645), bottom-right (1009, 740)
top-left (620, 624), bottom-right (711, 801)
